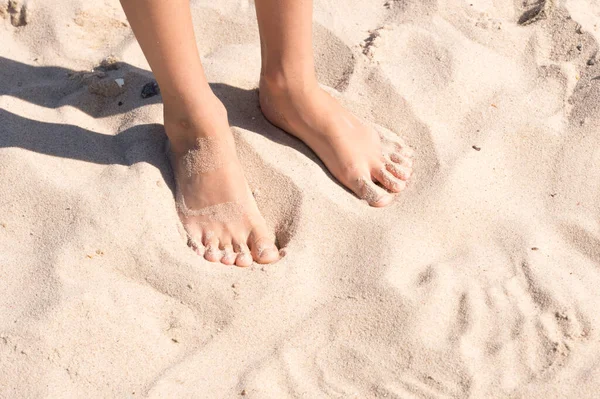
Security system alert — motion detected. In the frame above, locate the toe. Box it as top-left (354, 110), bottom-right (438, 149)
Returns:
top-left (249, 224), bottom-right (279, 264)
top-left (390, 152), bottom-right (413, 168)
top-left (390, 140), bottom-right (414, 157)
top-left (386, 162), bottom-right (412, 181)
top-left (373, 167), bottom-right (407, 193)
top-left (204, 237), bottom-right (222, 263)
top-left (187, 235), bottom-right (205, 256)
top-left (400, 145), bottom-right (415, 158)
top-left (355, 176), bottom-right (394, 207)
top-left (234, 243), bottom-right (253, 267)
top-left (220, 244), bottom-right (236, 266)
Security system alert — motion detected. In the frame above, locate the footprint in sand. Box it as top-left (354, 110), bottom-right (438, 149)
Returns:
top-left (232, 129), bottom-right (303, 251)
top-left (2, 0), bottom-right (29, 27)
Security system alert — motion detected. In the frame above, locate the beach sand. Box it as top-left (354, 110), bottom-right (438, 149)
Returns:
top-left (1, 0), bottom-right (600, 397)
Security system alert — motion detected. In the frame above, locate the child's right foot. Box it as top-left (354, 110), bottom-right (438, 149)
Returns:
top-left (165, 97), bottom-right (279, 267)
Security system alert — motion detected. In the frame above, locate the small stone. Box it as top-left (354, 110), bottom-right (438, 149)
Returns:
top-left (118, 101), bottom-right (123, 106)
top-left (187, 283), bottom-right (193, 290)
top-left (171, 338), bottom-right (178, 343)
top-left (232, 283), bottom-right (237, 289)
top-left (99, 55), bottom-right (120, 71)
top-left (472, 145), bottom-right (481, 151)
top-left (95, 249), bottom-right (104, 256)
top-left (241, 389), bottom-right (247, 396)
top-left (531, 247), bottom-right (539, 251)
top-left (587, 58), bottom-right (596, 66)
top-left (141, 81), bottom-right (160, 98)
top-left (576, 44), bottom-right (582, 51)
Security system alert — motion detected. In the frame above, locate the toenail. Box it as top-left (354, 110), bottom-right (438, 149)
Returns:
top-left (205, 245), bottom-right (219, 257)
top-left (258, 246), bottom-right (276, 258)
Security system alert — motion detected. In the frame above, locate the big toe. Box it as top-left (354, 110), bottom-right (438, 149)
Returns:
top-left (354, 176), bottom-right (395, 207)
top-left (249, 225), bottom-right (279, 264)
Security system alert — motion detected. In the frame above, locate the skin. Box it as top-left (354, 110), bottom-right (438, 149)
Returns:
top-left (119, 0), bottom-right (414, 267)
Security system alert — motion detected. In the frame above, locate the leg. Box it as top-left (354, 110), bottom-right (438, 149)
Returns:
top-left (255, 0), bottom-right (414, 207)
top-left (120, 0), bottom-right (279, 265)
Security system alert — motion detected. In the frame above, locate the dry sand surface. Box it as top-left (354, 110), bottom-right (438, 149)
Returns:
top-left (2, 0), bottom-right (600, 397)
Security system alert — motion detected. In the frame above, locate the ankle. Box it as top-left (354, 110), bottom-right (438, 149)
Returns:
top-left (259, 69), bottom-right (319, 98)
top-left (163, 94), bottom-right (231, 154)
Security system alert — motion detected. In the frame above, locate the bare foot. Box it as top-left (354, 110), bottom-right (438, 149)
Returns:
top-left (166, 98), bottom-right (279, 266)
top-left (259, 78), bottom-right (414, 207)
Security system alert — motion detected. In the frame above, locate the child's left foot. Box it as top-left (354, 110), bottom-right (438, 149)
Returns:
top-left (259, 78), bottom-right (414, 207)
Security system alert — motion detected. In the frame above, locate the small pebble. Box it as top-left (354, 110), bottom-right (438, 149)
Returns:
top-left (99, 56), bottom-right (121, 71)
top-left (472, 145), bottom-right (481, 151)
top-left (531, 247), bottom-right (539, 251)
top-left (171, 338), bottom-right (178, 343)
top-left (187, 283), bottom-right (193, 290)
top-left (576, 44), bottom-right (582, 51)
top-left (118, 101), bottom-right (123, 106)
top-left (241, 389), bottom-right (247, 396)
top-left (141, 81), bottom-right (160, 98)
top-left (588, 58), bottom-right (596, 66)
top-left (232, 283), bottom-right (237, 289)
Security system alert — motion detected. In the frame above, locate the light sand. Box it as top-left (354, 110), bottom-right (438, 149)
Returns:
top-left (2, 0), bottom-right (600, 397)
top-left (181, 137), bottom-right (228, 176)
